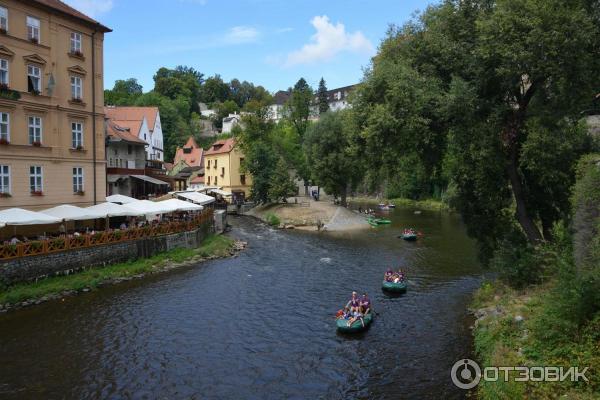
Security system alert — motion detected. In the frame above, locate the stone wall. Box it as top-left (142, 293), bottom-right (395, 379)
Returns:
top-left (0, 223), bottom-right (212, 286)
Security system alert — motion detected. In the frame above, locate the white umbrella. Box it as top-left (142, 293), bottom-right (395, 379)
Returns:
top-left (86, 202), bottom-right (144, 217)
top-left (124, 200), bottom-right (172, 215)
top-left (176, 191), bottom-right (216, 206)
top-left (157, 199), bottom-right (203, 212)
top-left (0, 208), bottom-right (62, 225)
top-left (41, 205), bottom-right (104, 221)
top-left (106, 194), bottom-right (137, 204)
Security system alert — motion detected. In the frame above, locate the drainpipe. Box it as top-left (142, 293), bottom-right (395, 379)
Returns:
top-left (91, 26), bottom-right (98, 204)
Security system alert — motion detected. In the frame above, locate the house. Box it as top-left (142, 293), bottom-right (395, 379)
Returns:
top-left (320, 84), bottom-right (356, 112)
top-left (172, 136), bottom-right (205, 187)
top-left (222, 113), bottom-right (241, 133)
top-left (105, 120), bottom-right (169, 199)
top-left (0, 0), bottom-right (111, 210)
top-left (203, 138), bottom-right (252, 202)
top-left (268, 90), bottom-right (290, 121)
top-left (104, 106), bottom-right (165, 161)
top-left (199, 102), bottom-right (215, 118)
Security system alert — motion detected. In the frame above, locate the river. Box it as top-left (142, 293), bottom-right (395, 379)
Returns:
top-left (0, 207), bottom-right (483, 399)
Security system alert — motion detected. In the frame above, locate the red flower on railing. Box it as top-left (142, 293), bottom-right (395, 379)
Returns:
top-left (31, 141), bottom-right (42, 147)
top-left (30, 190), bottom-right (43, 196)
top-left (0, 137), bottom-right (9, 145)
top-left (75, 190), bottom-right (85, 196)
top-left (29, 37), bottom-right (39, 44)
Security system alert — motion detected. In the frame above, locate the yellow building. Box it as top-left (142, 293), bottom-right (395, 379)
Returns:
top-left (0, 0), bottom-right (110, 210)
top-left (204, 138), bottom-right (252, 202)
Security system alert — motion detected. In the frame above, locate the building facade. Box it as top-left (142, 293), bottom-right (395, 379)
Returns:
top-left (203, 138), bottom-right (252, 201)
top-left (104, 106), bottom-right (164, 161)
top-left (0, 0), bottom-right (110, 210)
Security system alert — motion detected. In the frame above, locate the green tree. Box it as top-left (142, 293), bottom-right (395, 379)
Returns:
top-left (199, 75), bottom-right (230, 104)
top-left (268, 158), bottom-right (298, 202)
top-left (104, 78), bottom-right (143, 105)
top-left (286, 78), bottom-right (313, 138)
top-left (212, 100), bottom-right (240, 130)
top-left (305, 111), bottom-right (362, 206)
top-left (317, 77), bottom-right (329, 114)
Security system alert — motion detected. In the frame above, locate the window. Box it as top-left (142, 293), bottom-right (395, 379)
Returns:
top-left (214, 159), bottom-right (217, 168)
top-left (207, 160), bottom-right (211, 168)
top-left (109, 158), bottom-right (112, 167)
top-left (70, 32), bottom-right (82, 54)
top-left (0, 112), bottom-right (8, 142)
top-left (240, 174), bottom-right (246, 185)
top-left (0, 165), bottom-right (9, 194)
top-left (27, 65), bottom-right (41, 93)
top-left (27, 16), bottom-right (40, 42)
top-left (127, 144), bottom-right (132, 154)
top-left (0, 6), bottom-right (7, 32)
top-left (0, 58), bottom-right (8, 85)
top-left (71, 122), bottom-right (83, 148)
top-left (221, 167), bottom-right (225, 177)
top-left (207, 176), bottom-right (211, 185)
top-left (72, 167), bottom-right (83, 193)
top-left (29, 165), bottom-right (42, 193)
top-left (70, 76), bottom-right (82, 100)
top-left (214, 176), bottom-right (218, 185)
top-left (28, 116), bottom-right (42, 144)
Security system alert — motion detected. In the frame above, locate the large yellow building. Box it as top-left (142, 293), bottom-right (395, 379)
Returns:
top-left (204, 138), bottom-right (252, 202)
top-left (0, 0), bottom-right (110, 210)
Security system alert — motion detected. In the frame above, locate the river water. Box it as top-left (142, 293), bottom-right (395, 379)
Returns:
top-left (0, 207), bottom-right (483, 400)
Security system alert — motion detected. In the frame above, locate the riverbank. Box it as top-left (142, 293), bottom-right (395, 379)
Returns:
top-left (0, 234), bottom-right (245, 313)
top-left (246, 197), bottom-right (369, 231)
top-left (348, 196), bottom-right (450, 211)
top-left (470, 280), bottom-right (599, 399)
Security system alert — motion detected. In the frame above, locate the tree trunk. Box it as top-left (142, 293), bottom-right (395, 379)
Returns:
top-left (340, 186), bottom-right (347, 207)
top-left (506, 145), bottom-right (543, 243)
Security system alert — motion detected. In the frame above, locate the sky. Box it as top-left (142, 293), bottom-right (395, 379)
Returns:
top-left (63, 0), bottom-right (437, 93)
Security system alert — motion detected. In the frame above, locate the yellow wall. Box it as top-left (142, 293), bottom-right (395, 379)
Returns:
top-left (204, 147), bottom-right (252, 199)
top-left (0, 0), bottom-right (107, 210)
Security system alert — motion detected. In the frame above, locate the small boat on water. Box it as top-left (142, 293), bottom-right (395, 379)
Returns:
top-left (368, 217), bottom-right (392, 226)
top-left (401, 232), bottom-right (418, 241)
top-left (336, 311), bottom-right (373, 333)
top-left (382, 280), bottom-right (407, 293)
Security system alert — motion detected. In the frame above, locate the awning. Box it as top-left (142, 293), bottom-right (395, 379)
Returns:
top-left (130, 175), bottom-right (170, 186)
top-left (156, 199), bottom-right (203, 212)
top-left (197, 186), bottom-right (221, 193)
top-left (124, 200), bottom-right (173, 215)
top-left (210, 189), bottom-right (232, 197)
top-left (107, 175), bottom-right (127, 183)
top-left (0, 208), bottom-right (62, 225)
top-left (86, 202), bottom-right (145, 217)
top-left (176, 191), bottom-right (216, 206)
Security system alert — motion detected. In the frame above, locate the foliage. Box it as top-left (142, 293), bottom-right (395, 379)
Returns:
top-left (265, 212), bottom-right (281, 227)
top-left (317, 77), bottom-right (329, 114)
top-left (304, 111), bottom-right (363, 206)
top-left (268, 158), bottom-right (298, 202)
top-left (286, 78), bottom-right (314, 138)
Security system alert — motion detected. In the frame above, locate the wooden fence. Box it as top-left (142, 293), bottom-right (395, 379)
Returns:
top-left (0, 209), bottom-right (213, 261)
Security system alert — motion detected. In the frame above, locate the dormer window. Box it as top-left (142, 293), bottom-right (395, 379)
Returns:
top-left (27, 16), bottom-right (40, 43)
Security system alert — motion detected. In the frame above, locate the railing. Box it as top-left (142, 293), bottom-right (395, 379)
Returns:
top-left (0, 209), bottom-right (213, 261)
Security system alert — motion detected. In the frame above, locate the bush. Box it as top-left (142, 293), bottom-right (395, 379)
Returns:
top-left (265, 212), bottom-right (280, 226)
top-left (492, 235), bottom-right (544, 289)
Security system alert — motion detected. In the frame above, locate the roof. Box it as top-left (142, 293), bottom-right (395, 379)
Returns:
top-left (272, 90), bottom-right (291, 105)
top-left (163, 162), bottom-right (174, 171)
top-left (29, 0), bottom-right (111, 32)
top-left (190, 175), bottom-right (205, 184)
top-left (205, 138), bottom-right (236, 156)
top-left (104, 106), bottom-right (159, 132)
top-left (320, 84), bottom-right (357, 104)
top-left (174, 136), bottom-right (204, 167)
top-left (106, 120), bottom-right (147, 145)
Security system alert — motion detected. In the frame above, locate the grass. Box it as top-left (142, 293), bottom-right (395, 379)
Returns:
top-left (265, 212), bottom-right (281, 226)
top-left (348, 196), bottom-right (449, 211)
top-left (471, 280), bottom-right (600, 399)
top-left (0, 234), bottom-right (235, 306)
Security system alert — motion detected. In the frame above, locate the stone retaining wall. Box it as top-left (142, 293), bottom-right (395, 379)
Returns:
top-left (0, 223), bottom-right (212, 286)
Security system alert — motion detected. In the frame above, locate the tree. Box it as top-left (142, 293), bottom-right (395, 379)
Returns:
top-left (199, 75), bottom-right (230, 104)
top-left (268, 158), bottom-right (297, 202)
top-left (287, 78), bottom-right (313, 138)
top-left (153, 66), bottom-right (203, 114)
top-left (212, 100), bottom-right (240, 130)
top-left (305, 111), bottom-right (363, 206)
top-left (105, 78), bottom-right (143, 105)
top-left (317, 77), bottom-right (329, 114)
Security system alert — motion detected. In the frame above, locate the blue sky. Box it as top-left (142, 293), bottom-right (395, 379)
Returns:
top-left (64, 0), bottom-right (437, 92)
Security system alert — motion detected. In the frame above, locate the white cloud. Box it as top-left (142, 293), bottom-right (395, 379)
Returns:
top-left (224, 26), bottom-right (260, 44)
top-left (62, 0), bottom-right (113, 18)
top-left (284, 15), bottom-right (374, 67)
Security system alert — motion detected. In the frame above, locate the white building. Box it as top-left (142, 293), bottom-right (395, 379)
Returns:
top-left (222, 113), bottom-right (242, 133)
top-left (105, 107), bottom-right (165, 161)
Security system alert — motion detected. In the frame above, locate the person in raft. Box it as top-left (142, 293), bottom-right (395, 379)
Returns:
top-left (360, 293), bottom-right (371, 315)
top-left (345, 291), bottom-right (361, 310)
top-left (384, 268), bottom-right (394, 282)
top-left (347, 306), bottom-right (365, 327)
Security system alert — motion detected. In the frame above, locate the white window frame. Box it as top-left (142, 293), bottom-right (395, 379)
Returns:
top-left (70, 76), bottom-right (82, 100)
top-left (0, 112), bottom-right (9, 142)
top-left (29, 165), bottom-right (42, 193)
top-left (72, 167), bottom-right (84, 193)
top-left (0, 165), bottom-right (10, 194)
top-left (28, 116), bottom-right (42, 144)
top-left (70, 32), bottom-right (82, 53)
top-left (26, 16), bottom-right (40, 42)
top-left (0, 7), bottom-right (7, 32)
top-left (0, 58), bottom-right (8, 86)
top-left (71, 121), bottom-right (83, 148)
top-left (27, 64), bottom-right (41, 93)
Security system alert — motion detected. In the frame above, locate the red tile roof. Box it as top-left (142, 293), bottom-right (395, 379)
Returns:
top-left (106, 121), bottom-right (147, 145)
top-left (104, 107), bottom-right (159, 132)
top-left (29, 0), bottom-right (111, 32)
top-left (174, 136), bottom-right (204, 167)
top-left (205, 138), bottom-right (236, 155)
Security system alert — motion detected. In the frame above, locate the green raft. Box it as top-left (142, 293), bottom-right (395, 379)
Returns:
top-left (382, 280), bottom-right (407, 293)
top-left (336, 312), bottom-right (373, 333)
top-left (401, 233), bottom-right (418, 241)
top-left (367, 217), bottom-right (392, 226)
